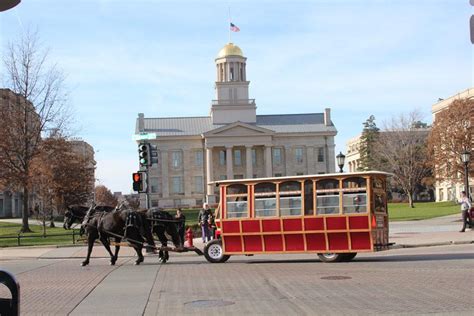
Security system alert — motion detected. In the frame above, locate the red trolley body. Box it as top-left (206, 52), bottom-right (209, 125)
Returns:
top-left (203, 171), bottom-right (390, 263)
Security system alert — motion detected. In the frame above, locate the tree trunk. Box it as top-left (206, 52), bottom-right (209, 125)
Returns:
top-left (407, 192), bottom-right (414, 208)
top-left (21, 186), bottom-right (32, 232)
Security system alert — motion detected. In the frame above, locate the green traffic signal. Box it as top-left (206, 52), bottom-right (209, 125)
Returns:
top-left (138, 143), bottom-right (150, 167)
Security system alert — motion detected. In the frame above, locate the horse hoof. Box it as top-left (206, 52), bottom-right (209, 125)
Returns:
top-left (134, 261), bottom-right (141, 265)
top-left (81, 262), bottom-right (88, 267)
top-left (110, 261), bottom-right (116, 266)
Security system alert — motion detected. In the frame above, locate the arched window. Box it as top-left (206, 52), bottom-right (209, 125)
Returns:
top-left (342, 177), bottom-right (367, 213)
top-left (316, 178), bottom-right (340, 214)
top-left (254, 182), bottom-right (277, 217)
top-left (279, 181), bottom-right (302, 216)
top-left (226, 184), bottom-right (248, 218)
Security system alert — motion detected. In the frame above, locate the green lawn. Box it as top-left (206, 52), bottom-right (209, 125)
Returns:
top-left (388, 201), bottom-right (459, 221)
top-left (0, 222), bottom-right (80, 247)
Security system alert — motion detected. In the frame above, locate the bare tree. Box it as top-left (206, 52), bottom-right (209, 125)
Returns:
top-left (374, 111), bottom-right (431, 208)
top-left (428, 98), bottom-right (473, 183)
top-left (0, 29), bottom-right (68, 232)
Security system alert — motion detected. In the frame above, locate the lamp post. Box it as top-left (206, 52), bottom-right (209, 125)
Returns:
top-left (461, 150), bottom-right (471, 199)
top-left (336, 152), bottom-right (346, 173)
top-left (0, 0), bottom-right (20, 12)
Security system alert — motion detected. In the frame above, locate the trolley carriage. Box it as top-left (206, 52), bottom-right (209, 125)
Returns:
top-left (203, 171), bottom-right (391, 263)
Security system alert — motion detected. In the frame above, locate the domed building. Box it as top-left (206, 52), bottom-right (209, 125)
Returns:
top-left (135, 43), bottom-right (337, 207)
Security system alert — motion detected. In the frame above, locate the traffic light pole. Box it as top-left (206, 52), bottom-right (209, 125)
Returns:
top-left (145, 170), bottom-right (151, 209)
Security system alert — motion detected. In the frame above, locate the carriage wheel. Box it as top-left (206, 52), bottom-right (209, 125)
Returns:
top-left (317, 253), bottom-right (345, 263)
top-left (341, 253), bottom-right (357, 262)
top-left (204, 240), bottom-right (230, 263)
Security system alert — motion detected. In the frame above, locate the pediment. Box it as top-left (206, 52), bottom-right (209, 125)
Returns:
top-left (204, 121), bottom-right (274, 137)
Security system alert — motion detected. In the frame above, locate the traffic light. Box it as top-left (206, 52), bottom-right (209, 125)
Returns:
top-left (132, 172), bottom-right (147, 193)
top-left (138, 143), bottom-right (151, 167)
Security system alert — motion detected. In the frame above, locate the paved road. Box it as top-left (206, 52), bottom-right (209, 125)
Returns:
top-left (1, 244), bottom-right (473, 315)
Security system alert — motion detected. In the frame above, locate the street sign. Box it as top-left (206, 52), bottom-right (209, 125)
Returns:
top-left (132, 133), bottom-right (156, 141)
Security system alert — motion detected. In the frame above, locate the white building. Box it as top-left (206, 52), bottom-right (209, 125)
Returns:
top-left (135, 43), bottom-right (338, 207)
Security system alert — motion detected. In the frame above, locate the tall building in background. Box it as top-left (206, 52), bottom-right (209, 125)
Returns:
top-left (135, 43), bottom-right (338, 208)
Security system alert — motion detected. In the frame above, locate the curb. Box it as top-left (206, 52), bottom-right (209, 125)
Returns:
top-left (394, 240), bottom-right (474, 249)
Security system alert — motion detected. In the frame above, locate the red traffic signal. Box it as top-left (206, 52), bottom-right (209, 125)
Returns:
top-left (132, 172), bottom-right (147, 193)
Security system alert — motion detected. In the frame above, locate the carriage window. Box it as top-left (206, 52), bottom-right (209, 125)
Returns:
top-left (342, 177), bottom-right (367, 214)
top-left (316, 178), bottom-right (340, 215)
top-left (226, 184), bottom-right (248, 218)
top-left (254, 182), bottom-right (277, 217)
top-left (343, 193), bottom-right (367, 213)
top-left (304, 180), bottom-right (314, 215)
top-left (279, 181), bottom-right (302, 216)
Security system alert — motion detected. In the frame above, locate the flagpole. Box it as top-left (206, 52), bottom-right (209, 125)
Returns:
top-left (228, 5), bottom-right (231, 43)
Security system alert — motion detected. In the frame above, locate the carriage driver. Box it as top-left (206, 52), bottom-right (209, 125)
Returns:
top-left (198, 203), bottom-right (212, 243)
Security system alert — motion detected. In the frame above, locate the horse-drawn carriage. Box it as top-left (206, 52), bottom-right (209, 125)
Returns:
top-left (65, 171), bottom-right (392, 265)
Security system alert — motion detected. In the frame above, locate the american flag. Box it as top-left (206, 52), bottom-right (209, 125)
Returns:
top-left (230, 22), bottom-right (240, 32)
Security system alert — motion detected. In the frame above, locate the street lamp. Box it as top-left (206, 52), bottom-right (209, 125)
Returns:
top-left (336, 152), bottom-right (346, 173)
top-left (0, 0), bottom-right (20, 12)
top-left (461, 150), bottom-right (471, 199)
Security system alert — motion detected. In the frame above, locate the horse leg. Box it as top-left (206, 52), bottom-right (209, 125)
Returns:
top-left (130, 231), bottom-right (144, 265)
top-left (99, 235), bottom-right (116, 265)
top-left (82, 232), bottom-right (96, 266)
top-left (113, 237), bottom-right (121, 264)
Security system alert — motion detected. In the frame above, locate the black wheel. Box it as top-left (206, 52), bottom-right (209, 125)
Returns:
top-left (317, 253), bottom-right (345, 263)
top-left (204, 240), bottom-right (230, 263)
top-left (341, 253), bottom-right (357, 262)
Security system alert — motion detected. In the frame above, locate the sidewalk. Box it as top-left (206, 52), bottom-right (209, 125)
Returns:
top-left (389, 214), bottom-right (473, 248)
top-left (0, 215), bottom-right (472, 260)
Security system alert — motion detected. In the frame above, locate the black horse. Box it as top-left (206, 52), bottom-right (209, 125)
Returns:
top-left (64, 203), bottom-right (155, 266)
top-left (147, 208), bottom-right (182, 263)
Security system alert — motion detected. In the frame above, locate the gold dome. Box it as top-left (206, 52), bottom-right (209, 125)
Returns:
top-left (217, 43), bottom-right (244, 58)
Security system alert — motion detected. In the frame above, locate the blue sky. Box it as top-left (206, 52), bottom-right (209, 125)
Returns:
top-left (0, 0), bottom-right (472, 194)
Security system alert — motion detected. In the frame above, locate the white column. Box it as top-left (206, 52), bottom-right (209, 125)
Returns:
top-left (285, 145), bottom-right (293, 176)
top-left (306, 146), bottom-right (315, 174)
top-left (226, 146), bottom-right (233, 179)
top-left (206, 147), bottom-right (214, 196)
top-left (161, 150), bottom-right (169, 198)
top-left (265, 146), bottom-right (272, 177)
top-left (245, 145), bottom-right (253, 178)
top-left (183, 149), bottom-right (191, 197)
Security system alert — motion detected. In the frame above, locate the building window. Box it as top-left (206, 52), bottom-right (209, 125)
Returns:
top-left (296, 172), bottom-right (304, 176)
top-left (274, 173), bottom-right (282, 177)
top-left (273, 148), bottom-right (282, 165)
top-left (219, 150), bottom-right (226, 166)
top-left (150, 177), bottom-right (160, 193)
top-left (195, 150), bottom-right (203, 166)
top-left (171, 176), bottom-right (183, 194)
top-left (234, 174), bottom-right (244, 179)
top-left (317, 147), bottom-right (324, 162)
top-left (219, 175), bottom-right (227, 180)
top-left (295, 147), bottom-right (304, 164)
top-left (234, 149), bottom-right (242, 166)
top-left (194, 176), bottom-right (203, 193)
top-left (172, 151), bottom-right (183, 169)
top-left (252, 148), bottom-right (257, 166)
top-left (151, 200), bottom-right (159, 207)
top-left (230, 67), bottom-right (234, 81)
